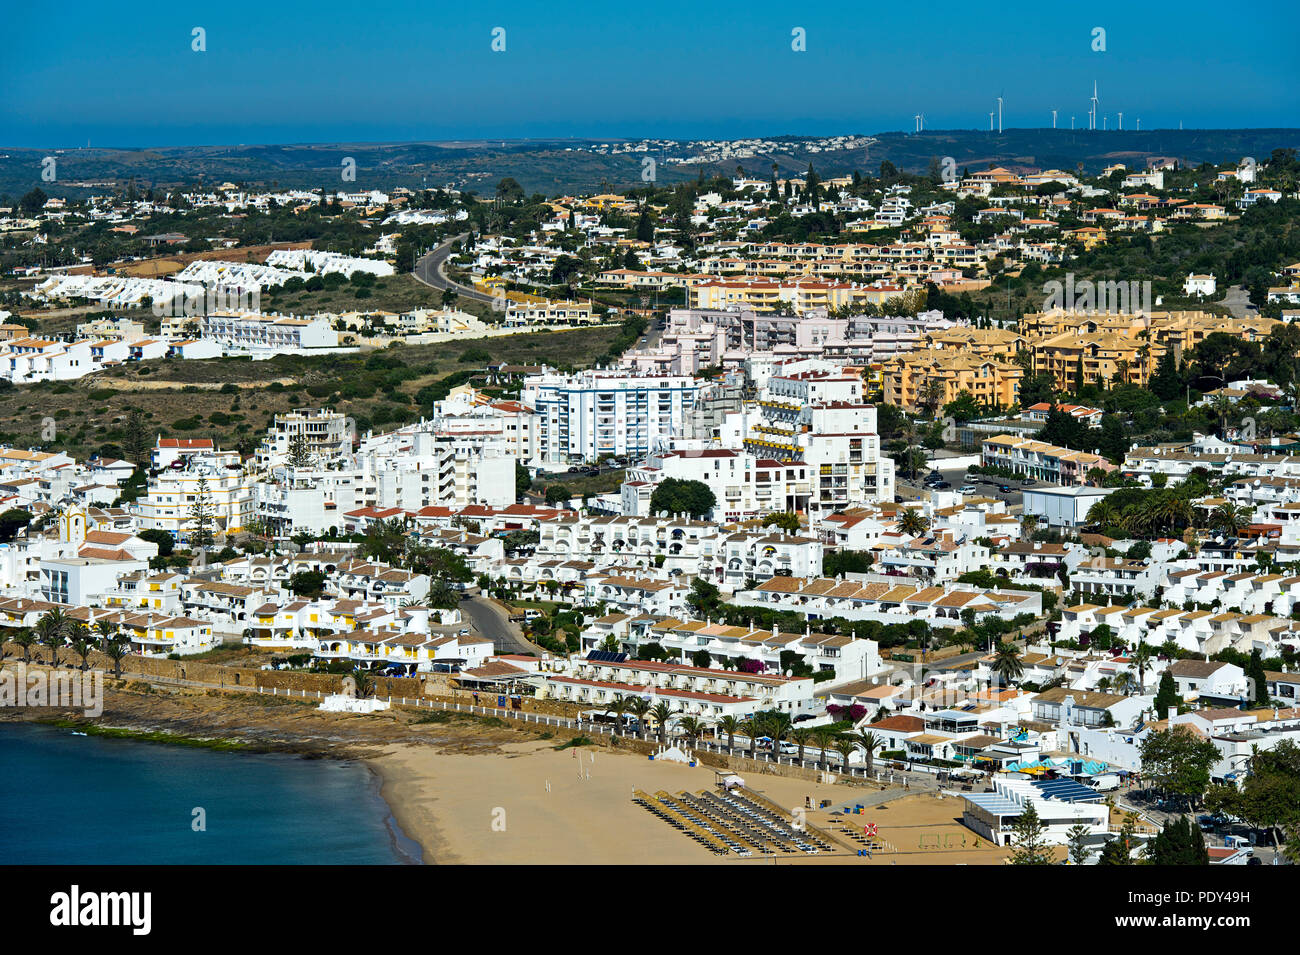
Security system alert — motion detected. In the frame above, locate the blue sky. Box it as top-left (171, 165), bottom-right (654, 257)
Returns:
top-left (3, 0), bottom-right (1296, 147)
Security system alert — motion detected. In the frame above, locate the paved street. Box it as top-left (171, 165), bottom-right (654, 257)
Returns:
top-left (412, 232), bottom-right (498, 306)
top-left (461, 594), bottom-right (543, 656)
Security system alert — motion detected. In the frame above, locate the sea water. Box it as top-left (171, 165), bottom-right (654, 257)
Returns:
top-left (0, 723), bottom-right (421, 864)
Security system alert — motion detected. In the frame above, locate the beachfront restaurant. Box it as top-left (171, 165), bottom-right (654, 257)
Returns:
top-left (962, 779), bottom-right (1110, 846)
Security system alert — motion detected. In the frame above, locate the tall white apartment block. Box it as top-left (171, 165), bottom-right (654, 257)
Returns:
top-left (521, 369), bottom-right (699, 465)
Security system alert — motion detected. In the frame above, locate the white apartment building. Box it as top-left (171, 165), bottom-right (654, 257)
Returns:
top-left (199, 312), bottom-right (339, 352)
top-left (521, 369), bottom-right (699, 465)
top-left (258, 408), bottom-right (353, 468)
top-left (256, 430), bottom-right (514, 537)
top-left (734, 574), bottom-right (1041, 628)
top-left (623, 449), bottom-right (813, 521)
top-left (0, 338), bottom-right (94, 383)
top-left (134, 459), bottom-right (255, 542)
top-left (432, 387), bottom-right (540, 463)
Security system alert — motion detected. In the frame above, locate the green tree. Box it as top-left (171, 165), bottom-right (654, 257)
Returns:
top-left (993, 641), bottom-right (1024, 684)
top-left (289, 570), bottom-right (328, 598)
top-left (649, 702), bottom-right (675, 744)
top-left (760, 511), bottom-right (801, 534)
top-left (1009, 803), bottom-right (1053, 864)
top-left (1098, 816), bottom-right (1138, 865)
top-left (1247, 648), bottom-right (1270, 707)
top-left (123, 409), bottom-right (151, 467)
top-left (1140, 726), bottom-right (1221, 808)
top-left (648, 478), bottom-right (716, 519)
top-left (36, 609), bottom-right (68, 667)
top-left (1146, 816), bottom-right (1209, 865)
top-left (287, 433), bottom-right (313, 468)
top-left (0, 508), bottom-right (33, 542)
top-left (187, 476), bottom-right (216, 549)
top-left (1204, 739), bottom-right (1300, 847)
top-left (686, 578), bottom-right (723, 618)
top-left (1154, 669), bottom-right (1180, 720)
top-left (1065, 823), bottom-right (1093, 865)
top-left (717, 715), bottom-right (740, 754)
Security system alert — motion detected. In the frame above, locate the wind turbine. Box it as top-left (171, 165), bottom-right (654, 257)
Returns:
top-left (1089, 81), bottom-right (1099, 130)
top-left (989, 111), bottom-right (995, 132)
top-left (1118, 112), bottom-right (1123, 130)
top-left (1051, 109), bottom-right (1058, 129)
top-left (997, 95), bottom-right (1003, 134)
top-left (1136, 118), bottom-right (1141, 131)
top-left (915, 114), bottom-right (923, 133)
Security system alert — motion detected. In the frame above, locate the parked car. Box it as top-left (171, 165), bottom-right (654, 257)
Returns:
top-left (957, 484), bottom-right (977, 494)
top-left (933, 481), bottom-right (952, 489)
top-left (1021, 478), bottom-right (1035, 486)
top-left (998, 484), bottom-right (1012, 493)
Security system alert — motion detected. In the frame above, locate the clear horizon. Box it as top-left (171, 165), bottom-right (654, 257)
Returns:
top-left (3, 0), bottom-right (1296, 149)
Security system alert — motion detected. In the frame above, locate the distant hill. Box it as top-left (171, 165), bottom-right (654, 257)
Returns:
top-left (3, 129), bottom-right (1298, 199)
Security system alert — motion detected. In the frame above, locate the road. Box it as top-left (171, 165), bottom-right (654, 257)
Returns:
top-left (461, 594), bottom-right (542, 656)
top-left (1218, 285), bottom-right (1259, 320)
top-left (412, 233), bottom-right (498, 306)
top-left (896, 463), bottom-right (1026, 510)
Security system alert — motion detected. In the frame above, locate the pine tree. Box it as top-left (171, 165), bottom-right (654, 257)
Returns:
top-left (123, 409), bottom-right (150, 468)
top-left (1098, 816), bottom-right (1138, 865)
top-left (1065, 823), bottom-right (1093, 864)
top-left (1009, 803), bottom-right (1054, 864)
top-left (187, 475), bottom-right (216, 550)
top-left (287, 433), bottom-right (313, 469)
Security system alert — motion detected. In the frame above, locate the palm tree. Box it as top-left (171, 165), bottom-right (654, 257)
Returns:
top-left (992, 640), bottom-right (1024, 685)
top-left (1113, 671), bottom-right (1139, 696)
top-left (649, 702), bottom-right (675, 744)
top-left (94, 619), bottom-right (116, 646)
top-left (1157, 497), bottom-right (1194, 536)
top-left (1020, 513), bottom-right (1040, 537)
top-left (11, 629), bottom-right (36, 664)
top-left (35, 610), bottom-right (68, 667)
top-left (1130, 642), bottom-right (1154, 690)
top-left (834, 737), bottom-right (857, 774)
top-left (897, 509), bottom-right (930, 537)
top-left (1209, 502), bottom-right (1246, 538)
top-left (1210, 394), bottom-right (1233, 437)
top-left (855, 730), bottom-right (885, 775)
top-left (1086, 498), bottom-right (1119, 529)
top-left (68, 623), bottom-right (95, 671)
top-left (101, 634), bottom-right (130, 679)
top-left (351, 669), bottom-right (375, 700)
top-left (812, 727), bottom-right (837, 772)
top-left (765, 711), bottom-right (793, 761)
top-left (675, 716), bottom-right (709, 748)
top-left (717, 715), bottom-right (740, 754)
top-left (625, 697), bottom-right (652, 740)
top-left (790, 726), bottom-right (814, 765)
top-left (602, 696), bottom-right (633, 736)
top-left (740, 714), bottom-right (767, 760)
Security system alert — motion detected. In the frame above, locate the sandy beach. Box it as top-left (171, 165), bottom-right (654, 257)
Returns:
top-left (371, 741), bottom-right (1014, 865)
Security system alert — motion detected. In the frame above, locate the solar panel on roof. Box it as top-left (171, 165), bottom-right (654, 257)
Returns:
top-left (1030, 778), bottom-right (1103, 803)
top-left (585, 649), bottom-right (628, 663)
